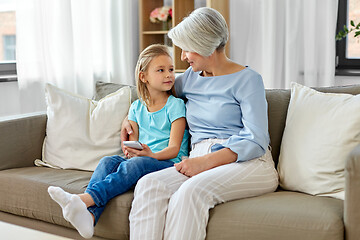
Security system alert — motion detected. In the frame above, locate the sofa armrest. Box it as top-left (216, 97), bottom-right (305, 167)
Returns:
top-left (0, 112), bottom-right (47, 170)
top-left (345, 144), bottom-right (360, 240)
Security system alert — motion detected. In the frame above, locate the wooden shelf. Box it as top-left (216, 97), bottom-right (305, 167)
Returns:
top-left (143, 31), bottom-right (169, 34)
top-left (139, 0), bottom-right (229, 73)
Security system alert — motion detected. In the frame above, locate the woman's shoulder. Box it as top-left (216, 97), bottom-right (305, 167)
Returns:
top-left (226, 66), bottom-right (264, 96)
top-left (227, 62), bottom-right (247, 74)
top-left (226, 64), bottom-right (262, 81)
top-left (241, 67), bottom-right (263, 83)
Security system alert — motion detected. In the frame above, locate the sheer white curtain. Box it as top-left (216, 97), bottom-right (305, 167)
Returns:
top-left (230, 0), bottom-right (338, 89)
top-left (16, 0), bottom-right (138, 114)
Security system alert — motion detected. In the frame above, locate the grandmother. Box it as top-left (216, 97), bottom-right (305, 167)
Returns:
top-left (123, 7), bottom-right (279, 240)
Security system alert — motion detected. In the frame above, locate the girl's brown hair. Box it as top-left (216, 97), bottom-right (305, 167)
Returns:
top-left (135, 44), bottom-right (175, 107)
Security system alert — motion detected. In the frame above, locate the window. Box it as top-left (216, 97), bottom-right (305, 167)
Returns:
top-left (0, 0), bottom-right (16, 82)
top-left (3, 35), bottom-right (16, 60)
top-left (336, 0), bottom-right (360, 73)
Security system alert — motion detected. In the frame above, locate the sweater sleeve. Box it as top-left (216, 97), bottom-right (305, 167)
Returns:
top-left (211, 75), bottom-right (269, 162)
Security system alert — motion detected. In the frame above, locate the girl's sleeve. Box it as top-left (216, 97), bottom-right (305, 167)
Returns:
top-left (168, 97), bottom-right (186, 123)
top-left (127, 100), bottom-right (138, 123)
top-left (211, 74), bottom-right (270, 162)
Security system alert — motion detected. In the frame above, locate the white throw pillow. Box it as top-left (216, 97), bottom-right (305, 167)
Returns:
top-left (277, 82), bottom-right (360, 200)
top-left (35, 83), bottom-right (131, 171)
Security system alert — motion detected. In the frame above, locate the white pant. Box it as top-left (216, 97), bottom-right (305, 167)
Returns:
top-left (129, 139), bottom-right (279, 240)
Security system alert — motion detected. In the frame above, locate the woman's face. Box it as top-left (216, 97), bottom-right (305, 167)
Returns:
top-left (181, 50), bottom-right (207, 72)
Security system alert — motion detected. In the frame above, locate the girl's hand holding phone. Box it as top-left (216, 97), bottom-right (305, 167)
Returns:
top-left (123, 141), bottom-right (143, 150)
top-left (125, 143), bottom-right (154, 158)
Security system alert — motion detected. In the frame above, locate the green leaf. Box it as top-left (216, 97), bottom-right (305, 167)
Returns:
top-left (336, 30), bottom-right (348, 41)
top-left (335, 34), bottom-right (341, 40)
top-left (337, 20), bottom-right (360, 39)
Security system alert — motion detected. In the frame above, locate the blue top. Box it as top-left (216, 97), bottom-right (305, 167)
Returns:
top-left (128, 95), bottom-right (189, 163)
top-left (174, 67), bottom-right (269, 162)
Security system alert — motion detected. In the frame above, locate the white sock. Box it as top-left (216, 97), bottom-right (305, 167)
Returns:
top-left (48, 186), bottom-right (94, 239)
top-left (48, 186), bottom-right (72, 216)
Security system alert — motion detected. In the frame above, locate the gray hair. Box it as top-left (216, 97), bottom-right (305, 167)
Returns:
top-left (168, 7), bottom-right (229, 57)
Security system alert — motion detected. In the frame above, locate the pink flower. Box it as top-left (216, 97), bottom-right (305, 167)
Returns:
top-left (149, 6), bottom-right (172, 23)
top-left (150, 8), bottom-right (160, 23)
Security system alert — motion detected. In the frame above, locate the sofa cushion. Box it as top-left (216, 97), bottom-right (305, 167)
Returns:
top-left (0, 113), bottom-right (46, 171)
top-left (265, 89), bottom-right (291, 166)
top-left (266, 84), bottom-right (360, 167)
top-left (0, 167), bottom-right (132, 240)
top-left (35, 84), bottom-right (132, 171)
top-left (94, 81), bottom-right (138, 103)
top-left (277, 83), bottom-right (360, 200)
top-left (206, 191), bottom-right (343, 240)
top-left (0, 167), bottom-right (343, 240)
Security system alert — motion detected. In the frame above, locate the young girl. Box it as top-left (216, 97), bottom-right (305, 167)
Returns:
top-left (47, 44), bottom-right (189, 239)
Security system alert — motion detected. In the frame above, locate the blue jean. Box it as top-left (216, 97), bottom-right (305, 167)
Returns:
top-left (85, 155), bottom-right (174, 224)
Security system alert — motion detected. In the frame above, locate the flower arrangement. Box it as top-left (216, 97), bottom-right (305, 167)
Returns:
top-left (150, 6), bottom-right (172, 24)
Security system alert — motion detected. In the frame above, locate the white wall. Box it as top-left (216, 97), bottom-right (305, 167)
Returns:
top-left (0, 81), bottom-right (21, 117)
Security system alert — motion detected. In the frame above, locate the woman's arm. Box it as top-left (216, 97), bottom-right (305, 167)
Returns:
top-left (128, 120), bottom-right (139, 141)
top-left (212, 75), bottom-right (269, 162)
top-left (175, 148), bottom-right (237, 177)
top-left (121, 116), bottom-right (134, 153)
top-left (122, 120), bottom-right (138, 158)
top-left (126, 117), bottom-right (186, 160)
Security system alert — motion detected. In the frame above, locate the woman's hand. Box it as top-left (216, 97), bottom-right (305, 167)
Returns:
top-left (125, 144), bottom-right (154, 158)
top-left (121, 117), bottom-right (134, 155)
top-left (175, 148), bottom-right (238, 177)
top-left (174, 156), bottom-right (211, 177)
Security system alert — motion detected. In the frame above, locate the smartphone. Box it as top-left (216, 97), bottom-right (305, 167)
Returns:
top-left (123, 141), bottom-right (143, 150)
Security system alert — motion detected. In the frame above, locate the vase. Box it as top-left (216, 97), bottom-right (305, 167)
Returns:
top-left (162, 21), bottom-right (171, 31)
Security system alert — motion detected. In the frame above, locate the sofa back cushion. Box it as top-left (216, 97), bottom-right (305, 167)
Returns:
top-left (265, 89), bottom-right (291, 167)
top-left (266, 84), bottom-right (360, 167)
top-left (94, 81), bottom-right (138, 103)
top-left (0, 113), bottom-right (47, 171)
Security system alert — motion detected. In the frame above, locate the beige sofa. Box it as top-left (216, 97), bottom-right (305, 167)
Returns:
top-left (0, 83), bottom-right (359, 240)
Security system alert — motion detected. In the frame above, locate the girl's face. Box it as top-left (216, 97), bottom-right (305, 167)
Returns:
top-left (181, 50), bottom-right (207, 72)
top-left (143, 55), bottom-right (175, 94)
